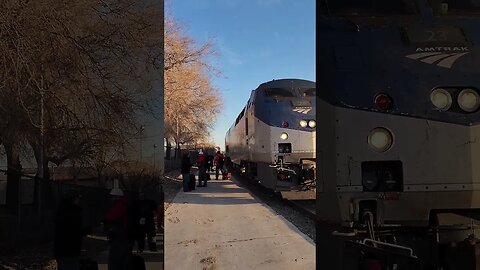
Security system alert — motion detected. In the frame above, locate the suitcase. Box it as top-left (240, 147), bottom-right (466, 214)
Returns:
top-left (183, 175), bottom-right (190, 192)
top-left (132, 254), bottom-right (146, 270)
top-left (189, 174), bottom-right (196, 190)
top-left (79, 258), bottom-right (99, 270)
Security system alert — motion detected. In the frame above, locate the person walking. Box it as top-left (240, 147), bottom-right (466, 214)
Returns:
top-left (54, 189), bottom-right (92, 270)
top-left (197, 150), bottom-right (207, 187)
top-left (214, 151), bottom-right (226, 180)
top-left (181, 152), bottom-right (192, 192)
top-left (104, 184), bottom-right (132, 270)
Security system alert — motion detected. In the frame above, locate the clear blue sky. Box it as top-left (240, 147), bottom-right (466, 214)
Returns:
top-left (168, 0), bottom-right (316, 149)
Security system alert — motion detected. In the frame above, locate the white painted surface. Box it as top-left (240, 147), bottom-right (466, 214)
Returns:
top-left (165, 178), bottom-right (315, 270)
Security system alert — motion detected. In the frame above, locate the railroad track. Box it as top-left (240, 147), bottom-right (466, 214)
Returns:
top-left (231, 171), bottom-right (316, 221)
top-left (282, 199), bottom-right (316, 221)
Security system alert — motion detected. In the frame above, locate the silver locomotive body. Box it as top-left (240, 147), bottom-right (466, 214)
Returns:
top-left (318, 101), bottom-right (480, 227)
top-left (317, 1), bottom-right (480, 268)
top-left (225, 79), bottom-right (316, 192)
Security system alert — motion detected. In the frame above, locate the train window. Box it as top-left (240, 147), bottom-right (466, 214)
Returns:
top-left (265, 88), bottom-right (295, 98)
top-left (429, 0), bottom-right (480, 14)
top-left (300, 88), bottom-right (316, 97)
top-left (326, 0), bottom-right (414, 16)
top-left (235, 107), bottom-right (245, 126)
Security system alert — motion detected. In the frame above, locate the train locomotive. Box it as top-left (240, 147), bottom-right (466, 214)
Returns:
top-left (317, 1), bottom-right (480, 269)
top-left (225, 79), bottom-right (316, 195)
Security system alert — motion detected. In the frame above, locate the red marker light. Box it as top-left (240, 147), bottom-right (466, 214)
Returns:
top-left (281, 121), bottom-right (289, 128)
top-left (363, 259), bottom-right (382, 270)
top-left (374, 94), bottom-right (392, 110)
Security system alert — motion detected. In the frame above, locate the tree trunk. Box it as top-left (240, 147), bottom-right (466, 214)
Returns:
top-left (175, 144), bottom-right (181, 160)
top-left (173, 138), bottom-right (179, 160)
top-left (4, 142), bottom-right (22, 215)
top-left (165, 139), bottom-right (171, 160)
top-left (30, 139), bottom-right (50, 215)
top-left (30, 139), bottom-right (50, 181)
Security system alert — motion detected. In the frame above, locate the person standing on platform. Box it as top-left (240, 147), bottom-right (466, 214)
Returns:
top-left (207, 154), bottom-right (214, 172)
top-left (181, 152), bottom-right (192, 192)
top-left (214, 151), bottom-right (225, 180)
top-left (54, 189), bottom-right (92, 270)
top-left (197, 150), bottom-right (207, 187)
top-left (103, 183), bottom-right (132, 270)
top-left (131, 192), bottom-right (158, 252)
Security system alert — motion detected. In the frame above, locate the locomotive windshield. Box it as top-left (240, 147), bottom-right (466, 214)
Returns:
top-left (300, 88), bottom-right (316, 97)
top-left (429, 0), bottom-right (480, 14)
top-left (326, 0), bottom-right (413, 16)
top-left (264, 88), bottom-right (296, 98)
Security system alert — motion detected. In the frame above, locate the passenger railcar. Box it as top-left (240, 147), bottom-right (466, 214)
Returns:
top-left (225, 79), bottom-right (316, 193)
top-left (317, 1), bottom-right (480, 269)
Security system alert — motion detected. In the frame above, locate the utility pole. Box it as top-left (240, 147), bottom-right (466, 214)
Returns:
top-left (176, 117), bottom-right (179, 160)
top-left (153, 144), bottom-right (157, 169)
top-left (140, 125), bottom-right (145, 160)
top-left (37, 85), bottom-right (44, 215)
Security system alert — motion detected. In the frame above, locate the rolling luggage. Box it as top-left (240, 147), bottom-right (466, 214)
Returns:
top-left (183, 176), bottom-right (190, 192)
top-left (189, 174), bottom-right (196, 190)
top-left (132, 255), bottom-right (146, 270)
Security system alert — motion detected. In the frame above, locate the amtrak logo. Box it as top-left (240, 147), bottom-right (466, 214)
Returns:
top-left (293, 107), bottom-right (312, 114)
top-left (405, 47), bottom-right (470, 69)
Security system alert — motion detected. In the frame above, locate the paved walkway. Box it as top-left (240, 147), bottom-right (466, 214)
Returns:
top-left (165, 176), bottom-right (315, 270)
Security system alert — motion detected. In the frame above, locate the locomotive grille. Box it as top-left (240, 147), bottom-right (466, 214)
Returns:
top-left (361, 161), bottom-right (403, 192)
top-left (278, 143), bottom-right (292, 153)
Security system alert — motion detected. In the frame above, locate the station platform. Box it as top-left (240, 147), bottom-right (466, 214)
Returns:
top-left (165, 176), bottom-right (315, 269)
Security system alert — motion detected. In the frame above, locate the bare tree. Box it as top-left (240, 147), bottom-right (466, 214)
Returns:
top-left (0, 0), bottom-right (164, 213)
top-left (164, 15), bottom-right (222, 156)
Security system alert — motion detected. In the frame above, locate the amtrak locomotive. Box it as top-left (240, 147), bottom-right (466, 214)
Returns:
top-left (225, 79), bottom-right (316, 194)
top-left (317, 1), bottom-right (480, 269)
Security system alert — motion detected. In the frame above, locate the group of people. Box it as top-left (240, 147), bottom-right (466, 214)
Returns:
top-left (181, 150), bottom-right (228, 191)
top-left (53, 185), bottom-right (160, 270)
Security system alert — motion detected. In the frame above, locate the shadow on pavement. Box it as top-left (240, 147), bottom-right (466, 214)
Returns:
top-left (81, 226), bottom-right (164, 269)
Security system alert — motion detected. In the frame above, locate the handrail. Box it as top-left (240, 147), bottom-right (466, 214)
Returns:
top-left (362, 238), bottom-right (417, 258)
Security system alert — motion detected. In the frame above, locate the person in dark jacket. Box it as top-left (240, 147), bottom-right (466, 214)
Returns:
top-left (54, 189), bottom-right (91, 270)
top-left (197, 150), bottom-right (207, 187)
top-left (214, 151), bottom-right (226, 180)
top-left (181, 152), bottom-right (192, 192)
top-left (130, 192), bottom-right (158, 253)
top-left (207, 154), bottom-right (214, 172)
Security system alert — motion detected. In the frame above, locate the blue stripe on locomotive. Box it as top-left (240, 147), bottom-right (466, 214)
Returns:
top-left (318, 9), bottom-right (480, 126)
top-left (253, 79), bottom-right (316, 131)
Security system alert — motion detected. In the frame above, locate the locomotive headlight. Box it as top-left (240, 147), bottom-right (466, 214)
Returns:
top-left (458, 88), bottom-right (480, 112)
top-left (308, 120), bottom-right (316, 128)
top-left (368, 128), bottom-right (393, 152)
top-left (300, 120), bottom-right (308, 128)
top-left (280, 132), bottom-right (289, 140)
top-left (430, 88), bottom-right (452, 111)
